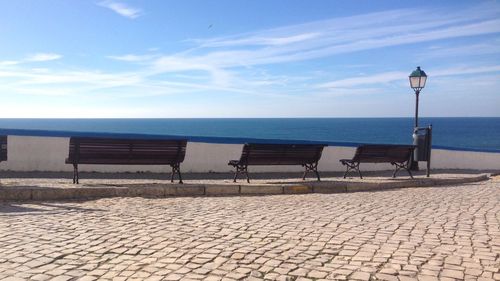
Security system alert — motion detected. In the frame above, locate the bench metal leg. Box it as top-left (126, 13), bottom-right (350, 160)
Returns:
top-left (392, 164), bottom-right (399, 178)
top-left (232, 169), bottom-right (238, 182)
top-left (341, 161), bottom-right (362, 179)
top-left (232, 164), bottom-right (249, 183)
top-left (407, 168), bottom-right (414, 179)
top-left (72, 164), bottom-right (79, 184)
top-left (170, 164), bottom-right (183, 184)
top-left (391, 162), bottom-right (414, 179)
top-left (302, 162), bottom-right (321, 181)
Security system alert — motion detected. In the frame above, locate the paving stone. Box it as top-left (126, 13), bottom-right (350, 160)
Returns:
top-left (31, 274), bottom-right (52, 281)
top-left (203, 276), bottom-right (222, 281)
top-left (224, 272), bottom-right (247, 280)
top-left (375, 273), bottom-right (399, 281)
top-left (77, 277), bottom-right (98, 281)
top-left (441, 269), bottom-right (465, 279)
top-left (230, 253), bottom-right (245, 260)
top-left (398, 276), bottom-right (418, 281)
top-left (164, 273), bottom-right (184, 280)
top-left (350, 271), bottom-right (371, 280)
top-left (307, 270), bottom-right (328, 279)
top-left (417, 276), bottom-right (439, 281)
top-left (48, 275), bottom-right (73, 281)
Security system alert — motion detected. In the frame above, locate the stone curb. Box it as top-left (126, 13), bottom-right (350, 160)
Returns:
top-left (0, 174), bottom-right (490, 201)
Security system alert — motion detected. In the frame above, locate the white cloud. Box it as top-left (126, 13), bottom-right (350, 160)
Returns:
top-left (432, 65), bottom-right (500, 77)
top-left (152, 56), bottom-right (232, 87)
top-left (98, 1), bottom-right (142, 19)
top-left (317, 72), bottom-right (407, 88)
top-left (316, 65), bottom-right (500, 89)
top-left (0, 53), bottom-right (62, 66)
top-left (107, 54), bottom-right (155, 62)
top-left (420, 41), bottom-right (500, 59)
top-left (200, 32), bottom-right (322, 47)
top-left (26, 53), bottom-right (62, 62)
top-left (0, 60), bottom-right (20, 66)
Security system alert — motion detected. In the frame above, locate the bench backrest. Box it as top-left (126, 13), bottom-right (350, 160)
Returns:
top-left (353, 145), bottom-right (414, 163)
top-left (0, 136), bottom-right (6, 162)
top-left (239, 143), bottom-right (326, 165)
top-left (67, 137), bottom-right (187, 165)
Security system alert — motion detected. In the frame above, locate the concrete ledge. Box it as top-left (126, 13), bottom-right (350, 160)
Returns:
top-left (175, 185), bottom-right (205, 196)
top-left (0, 187), bottom-right (32, 200)
top-left (164, 186), bottom-right (177, 196)
top-left (31, 189), bottom-right (71, 201)
top-left (240, 185), bottom-right (283, 194)
top-left (0, 173), bottom-right (490, 201)
top-left (283, 185), bottom-right (312, 194)
top-left (125, 186), bottom-right (165, 197)
top-left (205, 185), bottom-right (240, 195)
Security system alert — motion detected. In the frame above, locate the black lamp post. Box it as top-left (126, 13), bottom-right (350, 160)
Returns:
top-left (409, 66), bottom-right (427, 127)
top-left (409, 66), bottom-right (427, 170)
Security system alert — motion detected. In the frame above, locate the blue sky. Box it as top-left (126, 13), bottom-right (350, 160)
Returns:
top-left (0, 0), bottom-right (499, 118)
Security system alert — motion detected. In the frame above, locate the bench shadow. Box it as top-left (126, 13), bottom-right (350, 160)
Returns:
top-left (0, 204), bottom-right (44, 213)
top-left (0, 202), bottom-right (105, 214)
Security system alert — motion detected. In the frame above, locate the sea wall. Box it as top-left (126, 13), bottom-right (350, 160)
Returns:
top-left (1, 134), bottom-right (499, 173)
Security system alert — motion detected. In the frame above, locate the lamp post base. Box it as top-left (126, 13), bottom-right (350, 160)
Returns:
top-left (412, 126), bottom-right (419, 172)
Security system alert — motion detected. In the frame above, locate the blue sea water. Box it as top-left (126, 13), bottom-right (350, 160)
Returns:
top-left (0, 118), bottom-right (499, 151)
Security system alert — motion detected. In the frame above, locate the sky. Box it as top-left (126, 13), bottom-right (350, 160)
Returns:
top-left (0, 0), bottom-right (499, 118)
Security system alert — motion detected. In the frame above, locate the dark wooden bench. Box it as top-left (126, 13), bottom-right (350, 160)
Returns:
top-left (0, 136), bottom-right (7, 163)
top-left (340, 144), bottom-right (415, 179)
top-left (228, 143), bottom-right (327, 183)
top-left (66, 137), bottom-right (187, 184)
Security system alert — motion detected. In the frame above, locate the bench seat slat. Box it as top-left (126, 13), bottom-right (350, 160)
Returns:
top-left (229, 143), bottom-right (327, 182)
top-left (340, 144), bottom-right (415, 179)
top-left (239, 144), bottom-right (325, 166)
top-left (66, 137), bottom-right (187, 184)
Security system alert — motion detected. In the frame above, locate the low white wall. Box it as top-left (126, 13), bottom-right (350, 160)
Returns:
top-left (431, 149), bottom-right (500, 170)
top-left (0, 136), bottom-right (499, 173)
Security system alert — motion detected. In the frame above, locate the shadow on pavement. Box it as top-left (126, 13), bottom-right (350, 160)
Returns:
top-left (0, 202), bottom-right (105, 214)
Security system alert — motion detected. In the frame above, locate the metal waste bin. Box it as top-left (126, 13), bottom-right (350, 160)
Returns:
top-left (412, 125), bottom-right (432, 176)
top-left (0, 136), bottom-right (6, 162)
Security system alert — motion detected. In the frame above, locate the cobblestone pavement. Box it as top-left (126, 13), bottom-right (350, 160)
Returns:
top-left (1, 181), bottom-right (499, 281)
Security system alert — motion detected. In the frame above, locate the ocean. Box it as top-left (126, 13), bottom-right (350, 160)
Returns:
top-left (0, 118), bottom-right (499, 151)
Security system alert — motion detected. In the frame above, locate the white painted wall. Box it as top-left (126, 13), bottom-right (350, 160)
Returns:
top-left (0, 135), bottom-right (499, 173)
top-left (431, 149), bottom-right (500, 170)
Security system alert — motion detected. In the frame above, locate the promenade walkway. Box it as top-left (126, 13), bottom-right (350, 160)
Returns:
top-left (0, 179), bottom-right (499, 280)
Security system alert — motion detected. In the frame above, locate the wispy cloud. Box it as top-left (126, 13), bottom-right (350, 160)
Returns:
top-left (316, 65), bottom-right (500, 89)
top-left (420, 40), bottom-right (500, 59)
top-left (0, 60), bottom-right (19, 66)
top-left (26, 53), bottom-right (62, 62)
top-left (317, 72), bottom-right (407, 88)
top-left (199, 32), bottom-right (322, 47)
top-left (107, 54), bottom-right (156, 62)
top-left (0, 53), bottom-right (62, 66)
top-left (432, 65), bottom-right (500, 77)
top-left (98, 1), bottom-right (142, 19)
